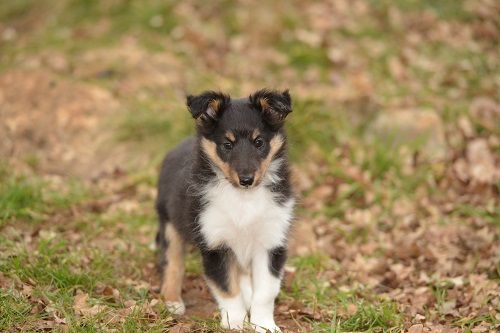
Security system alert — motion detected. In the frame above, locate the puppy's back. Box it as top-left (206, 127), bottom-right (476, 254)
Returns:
top-left (156, 137), bottom-right (196, 221)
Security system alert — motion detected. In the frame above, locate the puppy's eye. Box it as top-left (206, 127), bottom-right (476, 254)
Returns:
top-left (223, 142), bottom-right (233, 150)
top-left (254, 137), bottom-right (264, 148)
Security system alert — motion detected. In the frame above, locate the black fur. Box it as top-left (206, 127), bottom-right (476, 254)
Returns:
top-left (187, 91), bottom-right (230, 134)
top-left (268, 246), bottom-right (287, 277)
top-left (201, 247), bottom-right (233, 293)
top-left (249, 89), bottom-right (292, 129)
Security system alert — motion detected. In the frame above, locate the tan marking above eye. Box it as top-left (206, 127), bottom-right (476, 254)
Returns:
top-left (252, 129), bottom-right (261, 141)
top-left (225, 131), bottom-right (236, 142)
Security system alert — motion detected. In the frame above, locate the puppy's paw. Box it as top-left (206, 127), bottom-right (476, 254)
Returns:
top-left (165, 300), bottom-right (185, 315)
top-left (251, 320), bottom-right (281, 333)
top-left (220, 319), bottom-right (245, 330)
top-left (220, 309), bottom-right (247, 330)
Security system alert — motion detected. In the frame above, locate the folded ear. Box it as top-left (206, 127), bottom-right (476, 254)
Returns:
top-left (186, 91), bottom-right (230, 130)
top-left (249, 89), bottom-right (292, 129)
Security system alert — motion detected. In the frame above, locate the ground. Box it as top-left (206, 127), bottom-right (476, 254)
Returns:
top-left (0, 1), bottom-right (499, 332)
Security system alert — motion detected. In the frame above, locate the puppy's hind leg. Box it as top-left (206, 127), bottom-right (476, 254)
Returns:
top-left (159, 223), bottom-right (186, 315)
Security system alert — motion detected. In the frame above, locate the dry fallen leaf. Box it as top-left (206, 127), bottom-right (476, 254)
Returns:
top-left (170, 323), bottom-right (192, 333)
top-left (466, 139), bottom-right (497, 184)
top-left (408, 324), bottom-right (424, 333)
top-left (346, 303), bottom-right (358, 316)
top-left (440, 300), bottom-right (457, 315)
top-left (73, 292), bottom-right (106, 318)
top-left (470, 97), bottom-right (500, 131)
top-left (21, 284), bottom-right (33, 297)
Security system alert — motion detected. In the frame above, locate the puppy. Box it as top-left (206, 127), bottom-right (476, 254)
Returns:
top-left (155, 89), bottom-right (295, 332)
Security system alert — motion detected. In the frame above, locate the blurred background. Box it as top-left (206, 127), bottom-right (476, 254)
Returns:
top-left (0, 1), bottom-right (498, 332)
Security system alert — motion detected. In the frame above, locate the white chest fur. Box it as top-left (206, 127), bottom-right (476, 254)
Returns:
top-left (198, 179), bottom-right (294, 268)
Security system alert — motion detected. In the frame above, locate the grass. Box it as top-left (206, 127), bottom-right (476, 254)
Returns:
top-left (284, 255), bottom-right (403, 332)
top-left (0, 174), bottom-right (43, 222)
top-left (0, 168), bottom-right (89, 227)
top-left (0, 0), bottom-right (178, 53)
top-left (329, 302), bottom-right (402, 333)
top-left (116, 98), bottom-right (193, 148)
top-left (0, 221), bottom-right (174, 332)
top-left (280, 41), bottom-right (330, 72)
top-left (453, 204), bottom-right (499, 227)
top-left (370, 0), bottom-right (474, 20)
top-left (1, 237), bottom-right (108, 290)
top-left (458, 314), bottom-right (499, 333)
top-left (0, 290), bottom-right (33, 331)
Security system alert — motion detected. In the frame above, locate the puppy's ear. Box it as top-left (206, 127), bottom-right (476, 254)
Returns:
top-left (249, 89), bottom-right (292, 129)
top-left (186, 91), bottom-right (230, 131)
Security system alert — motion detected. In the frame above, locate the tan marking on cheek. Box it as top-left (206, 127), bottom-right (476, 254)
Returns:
top-left (201, 138), bottom-right (240, 185)
top-left (229, 169), bottom-right (239, 185)
top-left (160, 224), bottom-right (185, 303)
top-left (254, 134), bottom-right (284, 185)
top-left (205, 255), bottom-right (243, 299)
top-left (269, 134), bottom-right (285, 155)
top-left (226, 131), bottom-right (236, 142)
top-left (252, 129), bottom-right (261, 141)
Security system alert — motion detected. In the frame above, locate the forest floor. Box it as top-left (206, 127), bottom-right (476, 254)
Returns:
top-left (0, 1), bottom-right (498, 332)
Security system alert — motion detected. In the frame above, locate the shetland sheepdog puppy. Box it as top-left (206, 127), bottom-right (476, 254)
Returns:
top-left (156, 89), bottom-right (295, 332)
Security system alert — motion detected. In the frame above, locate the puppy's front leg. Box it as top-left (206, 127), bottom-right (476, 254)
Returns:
top-left (202, 249), bottom-right (247, 330)
top-left (250, 247), bottom-right (287, 333)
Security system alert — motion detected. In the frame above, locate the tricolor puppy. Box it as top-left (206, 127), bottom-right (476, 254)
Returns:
top-left (155, 89), bottom-right (295, 332)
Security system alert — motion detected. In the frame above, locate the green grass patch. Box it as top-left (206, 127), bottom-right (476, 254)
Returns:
top-left (0, 231), bottom-right (170, 332)
top-left (0, 173), bottom-right (43, 223)
top-left (117, 109), bottom-right (174, 143)
top-left (1, 237), bottom-right (112, 291)
top-left (452, 204), bottom-right (499, 227)
top-left (287, 98), bottom-right (349, 162)
top-left (326, 301), bottom-right (402, 333)
top-left (0, 0), bottom-right (180, 71)
top-left (0, 169), bottom-right (90, 227)
top-left (286, 255), bottom-right (403, 332)
top-left (185, 250), bottom-right (203, 276)
top-left (369, 0), bottom-right (472, 21)
top-left (457, 314), bottom-right (498, 333)
top-left (280, 40), bottom-right (330, 71)
top-left (0, 289), bottom-right (33, 332)
top-left (115, 95), bottom-right (194, 159)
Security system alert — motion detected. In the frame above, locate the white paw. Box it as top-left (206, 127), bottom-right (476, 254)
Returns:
top-left (165, 300), bottom-right (185, 315)
top-left (220, 319), bottom-right (245, 330)
top-left (220, 310), bottom-right (247, 330)
top-left (251, 320), bottom-right (281, 333)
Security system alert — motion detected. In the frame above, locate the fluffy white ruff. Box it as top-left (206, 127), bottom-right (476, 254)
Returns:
top-left (198, 158), bottom-right (294, 268)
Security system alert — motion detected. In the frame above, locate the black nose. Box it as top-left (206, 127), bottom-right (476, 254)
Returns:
top-left (239, 175), bottom-right (254, 187)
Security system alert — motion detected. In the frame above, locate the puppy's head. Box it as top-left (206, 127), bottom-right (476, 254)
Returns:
top-left (187, 89), bottom-right (292, 189)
